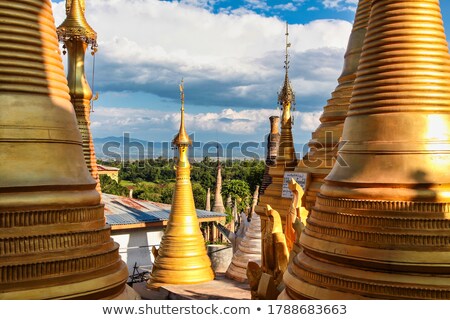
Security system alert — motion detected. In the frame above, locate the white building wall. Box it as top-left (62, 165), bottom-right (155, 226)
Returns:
top-left (111, 227), bottom-right (164, 276)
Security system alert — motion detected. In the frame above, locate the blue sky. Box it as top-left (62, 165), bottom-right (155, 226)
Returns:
top-left (52, 0), bottom-right (450, 151)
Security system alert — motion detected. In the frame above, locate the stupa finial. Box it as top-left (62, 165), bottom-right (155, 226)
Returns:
top-left (278, 22), bottom-right (295, 109)
top-left (57, 0), bottom-right (97, 46)
top-left (172, 79), bottom-right (192, 148)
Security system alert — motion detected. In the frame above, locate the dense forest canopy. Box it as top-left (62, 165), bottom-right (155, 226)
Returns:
top-left (99, 157), bottom-right (265, 212)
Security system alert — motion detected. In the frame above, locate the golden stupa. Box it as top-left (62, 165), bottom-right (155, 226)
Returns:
top-left (281, 0), bottom-right (450, 299)
top-left (295, 0), bottom-right (370, 210)
top-left (147, 81), bottom-right (215, 288)
top-left (0, 0), bottom-right (130, 299)
top-left (255, 23), bottom-right (298, 274)
top-left (226, 186), bottom-right (262, 282)
top-left (57, 0), bottom-right (101, 193)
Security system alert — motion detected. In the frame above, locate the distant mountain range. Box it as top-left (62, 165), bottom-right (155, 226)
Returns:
top-left (94, 136), bottom-right (307, 161)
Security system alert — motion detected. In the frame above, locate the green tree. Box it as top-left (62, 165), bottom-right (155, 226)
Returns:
top-left (191, 182), bottom-right (207, 209)
top-left (222, 179), bottom-right (251, 213)
top-left (99, 175), bottom-right (128, 196)
top-left (160, 182), bottom-right (175, 204)
top-left (133, 182), bottom-right (162, 202)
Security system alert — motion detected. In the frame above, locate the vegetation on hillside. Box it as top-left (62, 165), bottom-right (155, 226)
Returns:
top-left (98, 157), bottom-right (265, 210)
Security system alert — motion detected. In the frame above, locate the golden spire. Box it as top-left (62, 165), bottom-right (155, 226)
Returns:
top-left (57, 0), bottom-right (96, 45)
top-left (172, 79), bottom-right (192, 147)
top-left (295, 0), bottom-right (371, 211)
top-left (276, 22), bottom-right (296, 165)
top-left (254, 22), bottom-right (298, 284)
top-left (57, 0), bottom-right (101, 193)
top-left (278, 22), bottom-right (295, 110)
top-left (0, 0), bottom-right (131, 299)
top-left (281, 0), bottom-right (450, 300)
top-left (148, 81), bottom-right (215, 288)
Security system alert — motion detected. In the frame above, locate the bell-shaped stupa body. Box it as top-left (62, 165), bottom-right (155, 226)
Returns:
top-left (226, 186), bottom-right (262, 282)
top-left (0, 0), bottom-right (129, 299)
top-left (295, 0), bottom-right (370, 211)
top-left (281, 0), bottom-right (450, 300)
top-left (260, 116), bottom-right (281, 195)
top-left (57, 0), bottom-right (101, 193)
top-left (147, 81), bottom-right (215, 288)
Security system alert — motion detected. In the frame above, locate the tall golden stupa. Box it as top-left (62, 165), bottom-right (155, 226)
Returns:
top-left (57, 0), bottom-right (101, 193)
top-left (295, 0), bottom-right (370, 210)
top-left (147, 81), bottom-right (215, 288)
top-left (255, 23), bottom-right (298, 273)
top-left (281, 0), bottom-right (450, 299)
top-left (0, 0), bottom-right (130, 299)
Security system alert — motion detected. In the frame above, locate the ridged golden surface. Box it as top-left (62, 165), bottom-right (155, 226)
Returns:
top-left (57, 0), bottom-right (100, 194)
top-left (281, 0), bottom-right (450, 300)
top-left (148, 97), bottom-right (214, 288)
top-left (0, 0), bottom-right (128, 299)
top-left (296, 0), bottom-right (371, 211)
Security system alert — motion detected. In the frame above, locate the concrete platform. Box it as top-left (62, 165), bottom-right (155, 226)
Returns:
top-left (132, 273), bottom-right (251, 300)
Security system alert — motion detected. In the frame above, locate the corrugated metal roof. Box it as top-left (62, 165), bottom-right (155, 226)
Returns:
top-left (97, 164), bottom-right (120, 171)
top-left (103, 193), bottom-right (226, 226)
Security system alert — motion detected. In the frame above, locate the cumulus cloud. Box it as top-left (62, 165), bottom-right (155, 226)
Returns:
top-left (321, 0), bottom-right (358, 11)
top-left (52, 0), bottom-right (351, 111)
top-left (90, 106), bottom-right (321, 142)
top-left (273, 3), bottom-right (298, 12)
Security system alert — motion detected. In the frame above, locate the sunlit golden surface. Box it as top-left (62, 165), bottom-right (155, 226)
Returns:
top-left (57, 0), bottom-right (100, 193)
top-left (281, 0), bottom-right (450, 300)
top-left (147, 84), bottom-right (215, 288)
top-left (295, 0), bottom-right (371, 211)
top-left (0, 0), bottom-right (128, 299)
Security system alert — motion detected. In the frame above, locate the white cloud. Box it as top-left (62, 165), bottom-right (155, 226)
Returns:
top-left (52, 0), bottom-right (351, 141)
top-left (52, 0), bottom-right (351, 98)
top-left (91, 106), bottom-right (321, 138)
top-left (321, 0), bottom-right (358, 11)
top-left (244, 0), bottom-right (270, 11)
top-left (273, 3), bottom-right (298, 12)
top-left (297, 111), bottom-right (322, 131)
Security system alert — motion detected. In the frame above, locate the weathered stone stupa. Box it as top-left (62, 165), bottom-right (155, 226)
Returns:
top-left (226, 186), bottom-right (262, 282)
top-left (206, 187), bottom-right (211, 211)
top-left (147, 81), bottom-right (215, 288)
top-left (0, 0), bottom-right (130, 299)
top-left (57, 0), bottom-right (101, 194)
top-left (212, 156), bottom-right (226, 214)
top-left (260, 116), bottom-right (281, 195)
top-left (295, 0), bottom-right (371, 211)
top-left (281, 0), bottom-right (450, 299)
